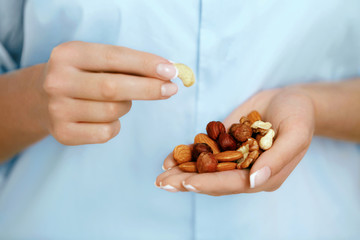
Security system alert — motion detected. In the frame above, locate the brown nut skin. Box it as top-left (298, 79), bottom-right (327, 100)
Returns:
top-left (217, 162), bottom-right (237, 171)
top-left (214, 151), bottom-right (243, 162)
top-left (247, 111), bottom-right (262, 124)
top-left (194, 133), bottom-right (220, 154)
top-left (173, 145), bottom-right (192, 164)
top-left (228, 123), bottom-right (240, 136)
top-left (179, 162), bottom-right (197, 173)
top-left (232, 124), bottom-right (252, 142)
top-left (217, 132), bottom-right (237, 151)
top-left (206, 121), bottom-right (226, 140)
top-left (192, 143), bottom-right (213, 161)
top-left (197, 152), bottom-right (218, 173)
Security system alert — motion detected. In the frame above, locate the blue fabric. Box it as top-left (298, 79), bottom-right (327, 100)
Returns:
top-left (0, 0), bottom-right (360, 239)
top-left (0, 0), bottom-right (25, 72)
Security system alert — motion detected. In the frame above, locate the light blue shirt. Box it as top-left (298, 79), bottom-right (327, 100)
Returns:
top-left (1, 0), bottom-right (360, 239)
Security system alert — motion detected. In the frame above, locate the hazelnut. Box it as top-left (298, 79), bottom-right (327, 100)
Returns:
top-left (192, 143), bottom-right (213, 160)
top-left (232, 124), bottom-right (252, 142)
top-left (206, 121), bottom-right (226, 140)
top-left (217, 132), bottom-right (237, 151)
top-left (197, 152), bottom-right (218, 173)
top-left (194, 133), bottom-right (220, 154)
top-left (228, 123), bottom-right (240, 136)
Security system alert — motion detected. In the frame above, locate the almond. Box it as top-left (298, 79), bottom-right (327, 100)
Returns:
top-left (178, 162), bottom-right (197, 173)
top-left (216, 162), bottom-right (237, 171)
top-left (247, 110), bottom-right (262, 124)
top-left (194, 133), bottom-right (220, 154)
top-left (214, 151), bottom-right (243, 162)
top-left (173, 144), bottom-right (192, 164)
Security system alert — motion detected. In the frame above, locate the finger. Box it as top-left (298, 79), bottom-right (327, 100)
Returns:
top-left (159, 170), bottom-right (197, 192)
top-left (248, 121), bottom-right (312, 189)
top-left (65, 71), bottom-right (178, 101)
top-left (53, 98), bottom-right (132, 123)
top-left (51, 120), bottom-right (120, 145)
top-left (155, 167), bottom-right (184, 187)
top-left (162, 152), bottom-right (178, 171)
top-left (181, 149), bottom-right (307, 196)
top-left (53, 41), bottom-right (177, 80)
top-left (181, 170), bottom-right (254, 196)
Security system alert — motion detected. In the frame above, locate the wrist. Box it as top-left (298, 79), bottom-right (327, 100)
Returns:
top-left (284, 80), bottom-right (360, 142)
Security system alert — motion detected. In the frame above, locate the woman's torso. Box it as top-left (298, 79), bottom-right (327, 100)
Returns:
top-left (0, 0), bottom-right (360, 239)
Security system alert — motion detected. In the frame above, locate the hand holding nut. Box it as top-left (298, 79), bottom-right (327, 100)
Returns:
top-left (158, 89), bottom-right (315, 195)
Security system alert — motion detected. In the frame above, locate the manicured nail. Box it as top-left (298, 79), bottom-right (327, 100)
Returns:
top-left (161, 83), bottom-right (178, 97)
top-left (160, 184), bottom-right (179, 193)
top-left (182, 181), bottom-right (199, 192)
top-left (157, 63), bottom-right (178, 79)
top-left (162, 165), bottom-right (172, 171)
top-left (250, 166), bottom-right (271, 188)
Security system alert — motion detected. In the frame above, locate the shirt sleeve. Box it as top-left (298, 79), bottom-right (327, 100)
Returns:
top-left (0, 0), bottom-right (25, 74)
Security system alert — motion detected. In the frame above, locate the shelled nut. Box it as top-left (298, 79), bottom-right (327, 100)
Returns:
top-left (173, 109), bottom-right (276, 174)
top-left (214, 151), bottom-right (243, 162)
top-left (197, 152), bottom-right (218, 173)
top-left (194, 133), bottom-right (220, 154)
top-left (217, 162), bottom-right (237, 171)
top-left (218, 132), bottom-right (237, 151)
top-left (247, 111), bottom-right (262, 124)
top-left (173, 144), bottom-right (192, 164)
top-left (206, 121), bottom-right (226, 140)
top-left (192, 143), bottom-right (213, 161)
top-left (179, 162), bottom-right (197, 173)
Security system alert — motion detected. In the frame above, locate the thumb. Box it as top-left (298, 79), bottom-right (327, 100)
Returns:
top-left (249, 123), bottom-right (312, 189)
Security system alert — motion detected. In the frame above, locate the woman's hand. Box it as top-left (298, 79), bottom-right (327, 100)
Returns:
top-left (40, 41), bottom-right (178, 145)
top-left (156, 88), bottom-right (315, 195)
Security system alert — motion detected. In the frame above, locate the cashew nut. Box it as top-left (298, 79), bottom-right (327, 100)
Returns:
top-left (259, 129), bottom-right (275, 150)
top-left (251, 120), bottom-right (272, 130)
top-left (236, 143), bottom-right (249, 164)
top-left (174, 63), bottom-right (195, 87)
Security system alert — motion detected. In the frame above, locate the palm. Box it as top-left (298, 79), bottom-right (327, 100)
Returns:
top-left (156, 88), bottom-right (315, 195)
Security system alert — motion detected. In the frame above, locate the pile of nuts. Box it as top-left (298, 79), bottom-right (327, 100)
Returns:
top-left (173, 111), bottom-right (276, 173)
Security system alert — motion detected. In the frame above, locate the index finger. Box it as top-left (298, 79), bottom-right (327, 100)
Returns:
top-left (53, 41), bottom-right (177, 80)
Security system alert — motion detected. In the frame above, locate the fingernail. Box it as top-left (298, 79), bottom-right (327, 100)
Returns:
top-left (157, 63), bottom-right (178, 79)
top-left (182, 181), bottom-right (199, 193)
top-left (160, 184), bottom-right (179, 193)
top-left (154, 181), bottom-right (160, 188)
top-left (250, 166), bottom-right (271, 188)
top-left (162, 165), bottom-right (172, 171)
top-left (161, 83), bottom-right (178, 97)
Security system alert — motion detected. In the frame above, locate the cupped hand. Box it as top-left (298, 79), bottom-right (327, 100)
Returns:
top-left (156, 88), bottom-right (315, 195)
top-left (39, 41), bottom-right (178, 145)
